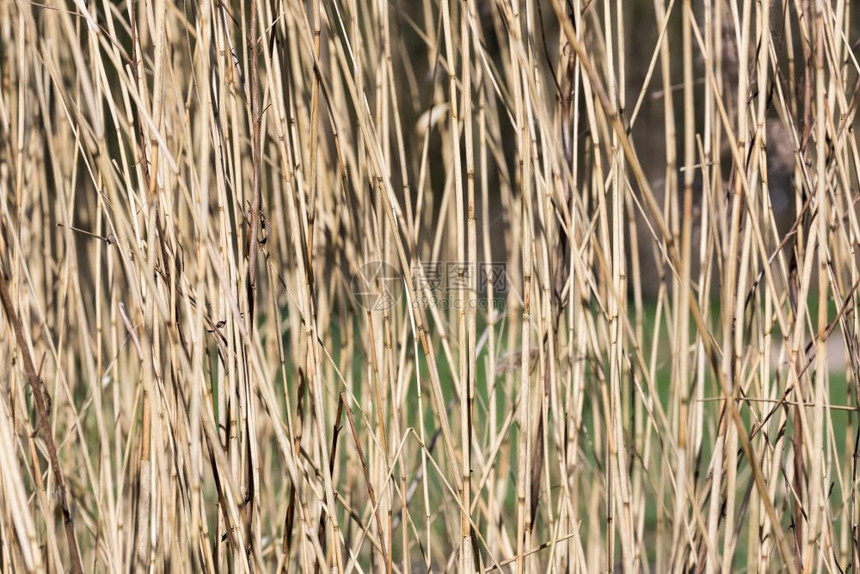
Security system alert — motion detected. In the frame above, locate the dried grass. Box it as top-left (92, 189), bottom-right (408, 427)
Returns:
top-left (1, 0), bottom-right (859, 571)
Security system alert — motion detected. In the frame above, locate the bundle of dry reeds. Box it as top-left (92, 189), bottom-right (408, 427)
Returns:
top-left (1, 0), bottom-right (859, 571)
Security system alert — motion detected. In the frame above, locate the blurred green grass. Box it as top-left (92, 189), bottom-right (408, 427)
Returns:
top-left (271, 296), bottom-right (854, 566)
